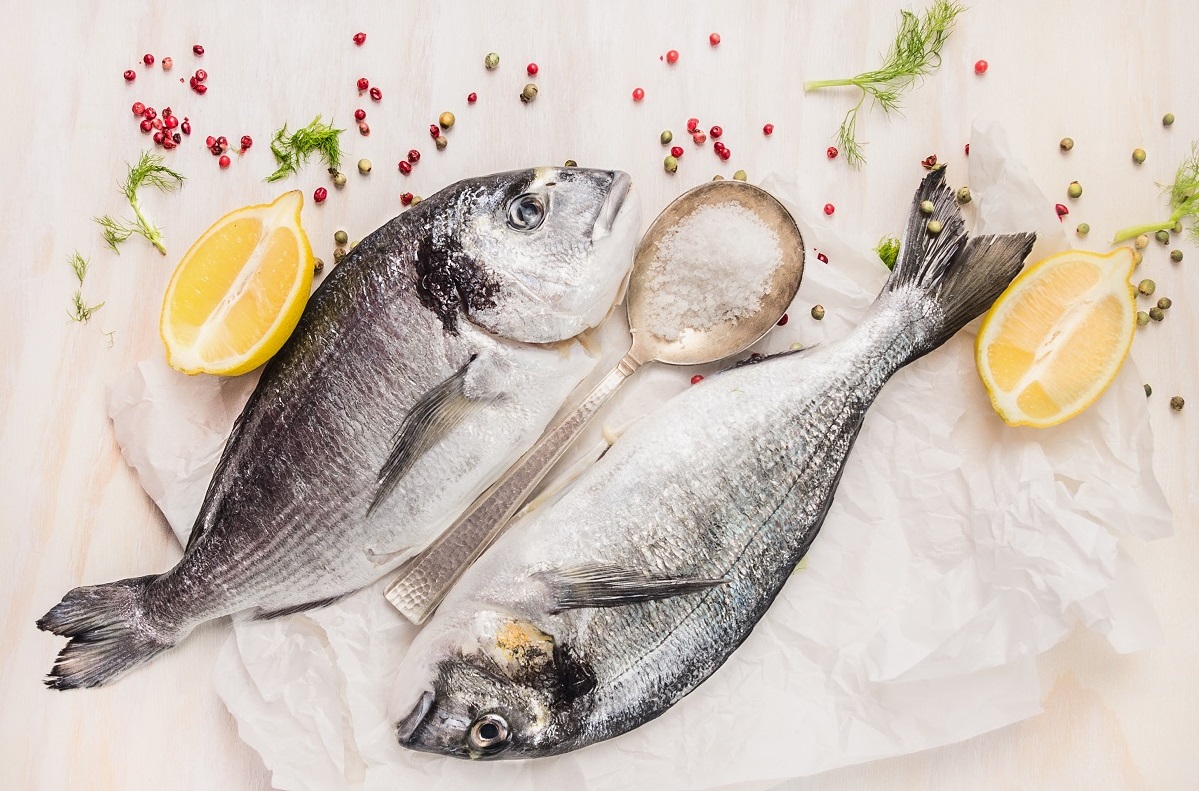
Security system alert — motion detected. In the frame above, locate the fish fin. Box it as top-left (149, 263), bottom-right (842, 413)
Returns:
top-left (886, 169), bottom-right (1036, 357)
top-left (253, 594), bottom-right (349, 620)
top-left (368, 357), bottom-right (493, 515)
top-left (540, 563), bottom-right (727, 613)
top-left (37, 575), bottom-right (176, 690)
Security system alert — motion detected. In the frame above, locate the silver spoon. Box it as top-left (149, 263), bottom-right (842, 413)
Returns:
top-left (385, 180), bottom-right (805, 624)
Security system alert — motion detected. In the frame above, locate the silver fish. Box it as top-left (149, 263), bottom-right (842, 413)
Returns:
top-left (38, 167), bottom-right (640, 690)
top-left (391, 171), bottom-right (1035, 760)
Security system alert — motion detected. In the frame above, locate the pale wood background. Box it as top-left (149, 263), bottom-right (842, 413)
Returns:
top-left (2, 1), bottom-right (1196, 789)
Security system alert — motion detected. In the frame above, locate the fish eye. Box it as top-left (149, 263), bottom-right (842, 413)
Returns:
top-left (507, 193), bottom-right (546, 231)
top-left (467, 713), bottom-right (510, 753)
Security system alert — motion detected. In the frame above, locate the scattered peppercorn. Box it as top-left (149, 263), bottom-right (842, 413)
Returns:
top-left (400, 192), bottom-right (413, 206)
top-left (666, 50), bottom-right (680, 65)
top-left (161, 57), bottom-right (173, 71)
top-left (410, 195), bottom-right (423, 205)
top-left (1172, 221), bottom-right (1183, 234)
top-left (1067, 181), bottom-right (1082, 199)
top-left (690, 374), bottom-right (703, 385)
top-left (718, 147), bottom-right (731, 161)
top-left (526, 62), bottom-right (539, 76)
top-left (663, 155), bottom-right (678, 173)
top-left (353, 31), bottom-right (366, 46)
top-left (123, 69), bottom-right (136, 82)
top-left (692, 132), bottom-right (707, 145)
top-left (974, 59), bottom-right (988, 74)
top-left (710, 126), bottom-right (723, 139)
top-left (1171, 249), bottom-right (1183, 262)
top-left (1055, 203), bottom-right (1069, 219)
top-left (1158, 297), bottom-right (1172, 310)
top-left (632, 87), bottom-right (645, 101)
top-left (369, 86), bottom-right (382, 102)
top-left (334, 247), bottom-right (347, 263)
top-left (356, 77), bottom-right (369, 92)
top-left (964, 143), bottom-right (970, 155)
top-left (777, 313), bottom-right (789, 326)
top-left (143, 53), bottom-right (155, 66)
top-left (827, 146), bottom-right (838, 159)
top-left (195, 69), bottom-right (208, 82)
top-left (407, 149), bottom-right (421, 163)
top-left (240, 135), bottom-right (252, 151)
top-left (712, 175), bottom-right (724, 181)
top-left (521, 83), bottom-right (539, 103)
top-left (1136, 311), bottom-right (1150, 326)
top-left (333, 171), bottom-right (347, 188)
top-left (313, 257), bottom-right (325, 275)
top-left (1155, 230), bottom-right (1170, 245)
top-left (1138, 279), bottom-right (1156, 296)
top-left (334, 230), bottom-right (348, 246)
top-left (357, 158), bottom-right (372, 174)
top-left (1059, 137), bottom-right (1074, 152)
top-left (1144, 383), bottom-right (1152, 397)
top-left (354, 108), bottom-right (366, 122)
top-left (921, 154), bottom-right (938, 170)
top-left (1135, 234), bottom-right (1149, 250)
top-left (398, 160), bottom-right (412, 175)
top-left (193, 83), bottom-right (207, 95)
top-left (314, 187), bottom-right (328, 203)
top-left (687, 118), bottom-right (699, 133)
top-left (927, 219), bottom-right (943, 235)
top-left (1132, 250), bottom-right (1143, 266)
top-left (816, 252), bottom-right (829, 264)
top-left (435, 136), bottom-right (448, 150)
top-left (350, 240), bottom-right (359, 250)
top-left (1132, 148), bottom-right (1147, 165)
top-left (920, 200), bottom-right (935, 215)
top-left (485, 52), bottom-right (500, 69)
top-left (429, 124), bottom-right (440, 139)
top-left (733, 170), bottom-right (747, 181)
top-left (763, 123), bottom-right (774, 136)
top-left (1149, 306), bottom-right (1164, 321)
top-left (661, 130), bottom-right (673, 145)
top-left (358, 121), bottom-right (370, 136)
top-left (467, 92), bottom-right (477, 104)
top-left (1076, 223), bottom-right (1090, 236)
top-left (956, 186), bottom-right (972, 204)
top-left (1170, 396), bottom-right (1184, 411)
top-left (709, 32), bottom-right (721, 46)
top-left (823, 203), bottom-right (835, 216)
top-left (811, 304), bottom-right (825, 320)
top-left (1162, 112), bottom-right (1175, 126)
top-left (666, 146), bottom-right (682, 159)
top-left (193, 44), bottom-right (205, 56)
top-left (218, 155), bottom-right (230, 169)
top-left (564, 160), bottom-right (577, 167)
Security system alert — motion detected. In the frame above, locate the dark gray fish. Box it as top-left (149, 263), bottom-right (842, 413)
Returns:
top-left (391, 170), bottom-right (1035, 760)
top-left (39, 167), bottom-right (639, 690)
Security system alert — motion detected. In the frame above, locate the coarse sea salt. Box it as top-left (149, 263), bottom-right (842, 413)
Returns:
top-left (643, 201), bottom-right (781, 341)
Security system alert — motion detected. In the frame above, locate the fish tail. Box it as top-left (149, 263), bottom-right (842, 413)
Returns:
top-left (882, 169), bottom-right (1035, 361)
top-left (36, 575), bottom-right (176, 690)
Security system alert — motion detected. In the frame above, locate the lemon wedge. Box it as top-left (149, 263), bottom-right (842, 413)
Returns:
top-left (160, 191), bottom-right (314, 376)
top-left (975, 247), bottom-right (1136, 427)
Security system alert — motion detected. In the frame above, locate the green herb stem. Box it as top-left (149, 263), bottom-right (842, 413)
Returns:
top-left (267, 116), bottom-right (344, 182)
top-left (1112, 141), bottom-right (1199, 244)
top-left (1112, 218), bottom-right (1179, 244)
top-left (93, 151), bottom-right (184, 254)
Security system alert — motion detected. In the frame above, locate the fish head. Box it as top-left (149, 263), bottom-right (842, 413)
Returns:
top-left (392, 609), bottom-right (593, 760)
top-left (435, 167), bottom-right (640, 343)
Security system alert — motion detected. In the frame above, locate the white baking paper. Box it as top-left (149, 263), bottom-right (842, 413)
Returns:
top-left (108, 121), bottom-right (1171, 791)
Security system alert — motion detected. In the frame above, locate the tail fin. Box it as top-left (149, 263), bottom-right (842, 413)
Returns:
top-left (886, 169), bottom-right (1036, 358)
top-left (36, 575), bottom-right (175, 690)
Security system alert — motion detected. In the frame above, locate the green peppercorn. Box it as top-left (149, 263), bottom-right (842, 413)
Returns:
top-left (313, 257), bottom-right (325, 275)
top-left (712, 174), bottom-right (725, 181)
top-left (333, 171), bottom-right (348, 188)
top-left (1149, 306), bottom-right (1164, 321)
top-left (1171, 249), bottom-right (1183, 263)
top-left (1132, 250), bottom-right (1144, 267)
top-left (956, 186), bottom-right (972, 204)
top-left (811, 304), bottom-right (825, 321)
top-left (1067, 181), bottom-right (1082, 199)
top-left (660, 130), bottom-right (673, 145)
top-left (1136, 310), bottom-right (1150, 326)
top-left (1135, 234), bottom-right (1149, 250)
top-left (484, 52), bottom-right (500, 70)
top-left (1138, 278), bottom-right (1156, 296)
top-left (439, 111), bottom-right (456, 129)
top-left (1144, 383), bottom-right (1152, 397)
top-left (333, 247), bottom-right (346, 263)
top-left (1158, 297), bottom-right (1172, 310)
top-left (520, 83), bottom-right (538, 103)
top-left (663, 155), bottom-right (678, 173)
top-left (790, 342), bottom-right (804, 351)
top-left (1059, 137), bottom-right (1074, 152)
top-left (435, 136), bottom-right (448, 151)
top-left (1170, 395), bottom-right (1185, 411)
top-left (1076, 223), bottom-right (1090, 237)
top-left (1163, 112), bottom-right (1175, 126)
top-left (926, 219), bottom-right (943, 236)
top-left (919, 200), bottom-right (935, 215)
top-left (350, 239), bottom-right (359, 250)
top-left (732, 169), bottom-right (747, 181)
top-left (410, 195), bottom-right (423, 206)
top-left (357, 159), bottom-right (371, 175)
top-left (334, 230), bottom-right (348, 246)
top-left (564, 159), bottom-right (578, 167)
top-left (1132, 148), bottom-right (1147, 164)
top-left (1155, 229), bottom-right (1170, 245)
top-left (1172, 221), bottom-right (1183, 234)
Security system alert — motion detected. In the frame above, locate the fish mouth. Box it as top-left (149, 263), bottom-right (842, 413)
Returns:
top-left (592, 171), bottom-right (633, 241)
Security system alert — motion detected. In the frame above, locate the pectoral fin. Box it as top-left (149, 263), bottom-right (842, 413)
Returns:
top-left (540, 563), bottom-right (727, 613)
top-left (368, 357), bottom-right (493, 515)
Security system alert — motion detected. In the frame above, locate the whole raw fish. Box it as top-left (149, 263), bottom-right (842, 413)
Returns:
top-left (392, 170), bottom-right (1034, 759)
top-left (39, 167), bottom-right (640, 690)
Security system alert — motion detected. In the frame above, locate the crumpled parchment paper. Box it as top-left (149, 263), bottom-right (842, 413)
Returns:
top-left (108, 121), bottom-right (1171, 791)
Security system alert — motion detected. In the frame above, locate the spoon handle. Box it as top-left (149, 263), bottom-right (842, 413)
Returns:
top-left (385, 352), bottom-right (642, 624)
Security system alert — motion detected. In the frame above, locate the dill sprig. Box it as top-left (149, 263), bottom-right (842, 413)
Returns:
top-left (67, 252), bottom-right (103, 323)
top-left (875, 235), bottom-right (901, 270)
top-left (267, 116), bottom-right (344, 182)
top-left (92, 151), bottom-right (185, 254)
top-left (804, 1), bottom-right (966, 167)
top-left (1113, 142), bottom-right (1199, 243)
top-left (68, 251), bottom-right (89, 283)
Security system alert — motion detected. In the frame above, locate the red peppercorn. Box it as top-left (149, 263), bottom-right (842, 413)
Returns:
top-left (162, 106), bottom-right (172, 118)
top-left (709, 32), bottom-right (721, 46)
top-left (398, 160), bottom-right (413, 175)
top-left (144, 106), bottom-right (156, 120)
top-left (353, 31), bottom-right (366, 46)
top-left (139, 119), bottom-right (153, 133)
top-left (827, 146), bottom-right (839, 159)
top-left (823, 203), bottom-right (835, 216)
top-left (974, 59), bottom-right (988, 75)
top-left (151, 118), bottom-right (164, 130)
top-left (713, 141), bottom-right (726, 153)
top-left (164, 115), bottom-right (178, 130)
top-left (686, 117), bottom-right (699, 133)
top-left (670, 146), bottom-right (684, 158)
top-left (357, 77), bottom-right (369, 92)
top-left (132, 101), bottom-right (145, 116)
top-left (358, 121), bottom-right (370, 136)
top-left (354, 108), bottom-right (366, 121)
top-left (407, 149), bottom-right (421, 163)
top-left (162, 139), bottom-right (177, 150)
top-left (1055, 203), bottom-right (1069, 219)
top-left (217, 135), bottom-right (228, 148)
top-left (763, 123), bottom-right (774, 136)
top-left (123, 69), bottom-right (136, 82)
top-left (666, 50), bottom-right (679, 64)
top-left (369, 86), bottom-right (382, 101)
top-left (691, 374), bottom-right (704, 385)
top-left (205, 135), bottom-right (216, 147)
top-left (817, 252), bottom-right (829, 264)
top-left (719, 147), bottom-right (731, 161)
top-left (777, 313), bottom-right (789, 326)
top-left (215, 154), bottom-right (228, 168)
top-left (194, 83), bottom-right (207, 95)
top-left (429, 124), bottom-right (440, 139)
top-left (181, 119), bottom-right (191, 135)
top-left (189, 76), bottom-right (198, 89)
top-left (240, 135), bottom-right (253, 150)
top-left (314, 187), bottom-right (328, 203)
top-left (172, 132), bottom-right (181, 143)
top-left (467, 92), bottom-right (477, 104)
top-left (153, 131), bottom-right (165, 145)
top-left (143, 53), bottom-right (154, 66)
top-left (527, 62), bottom-right (538, 76)
top-left (964, 143), bottom-right (970, 155)
top-left (195, 69), bottom-right (207, 82)
top-left (921, 154), bottom-right (938, 170)
top-left (710, 125), bottom-right (723, 139)
top-left (193, 44), bottom-right (205, 56)
top-left (692, 132), bottom-right (707, 145)
top-left (632, 87), bottom-right (645, 101)
top-left (400, 192), bottom-right (414, 206)
top-left (161, 57), bottom-right (173, 71)
top-left (210, 144), bottom-right (223, 156)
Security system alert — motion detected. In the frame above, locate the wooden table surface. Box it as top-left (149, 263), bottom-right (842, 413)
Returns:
top-left (2, 1), bottom-right (1196, 789)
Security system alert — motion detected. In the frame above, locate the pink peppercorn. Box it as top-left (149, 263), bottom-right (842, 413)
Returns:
top-left (353, 32), bottom-right (366, 45)
top-left (709, 33), bottom-right (721, 46)
top-left (218, 155), bottom-right (231, 168)
top-left (827, 146), bottom-right (838, 159)
top-left (762, 123), bottom-right (774, 136)
top-left (691, 375), bottom-right (704, 385)
top-left (354, 108), bottom-right (366, 121)
top-left (467, 92), bottom-right (477, 104)
top-left (670, 146), bottom-right (684, 158)
top-left (369, 86), bottom-right (382, 101)
top-left (632, 87), bottom-right (645, 101)
top-left (314, 186), bottom-right (328, 202)
top-left (143, 53), bottom-right (154, 66)
top-left (398, 160), bottom-right (412, 175)
top-left (823, 203), bottom-right (835, 216)
top-left (123, 69), bottom-right (136, 82)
